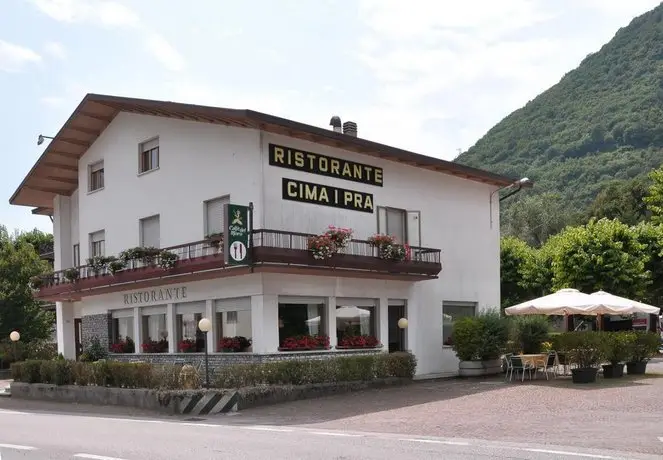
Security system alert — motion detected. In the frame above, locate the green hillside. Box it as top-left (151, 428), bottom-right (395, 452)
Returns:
top-left (456, 4), bottom-right (663, 213)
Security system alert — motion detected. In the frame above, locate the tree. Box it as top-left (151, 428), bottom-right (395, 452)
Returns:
top-left (633, 222), bottom-right (663, 305)
top-left (644, 166), bottom-right (663, 224)
top-left (500, 237), bottom-right (536, 308)
top-left (0, 226), bottom-right (54, 342)
top-left (545, 218), bottom-right (650, 299)
top-left (587, 177), bottom-right (650, 225)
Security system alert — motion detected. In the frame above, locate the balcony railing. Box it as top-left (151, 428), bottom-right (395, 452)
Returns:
top-left (33, 229), bottom-right (442, 299)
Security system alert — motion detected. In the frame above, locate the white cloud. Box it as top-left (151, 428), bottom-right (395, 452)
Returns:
top-left (44, 41), bottom-right (66, 59)
top-left (40, 96), bottom-right (65, 106)
top-left (0, 40), bottom-right (42, 72)
top-left (144, 33), bottom-right (186, 72)
top-left (30, 0), bottom-right (139, 27)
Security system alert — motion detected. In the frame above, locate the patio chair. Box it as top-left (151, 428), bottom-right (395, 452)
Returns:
top-left (503, 353), bottom-right (513, 381)
top-left (537, 351), bottom-right (558, 380)
top-left (507, 355), bottom-right (533, 382)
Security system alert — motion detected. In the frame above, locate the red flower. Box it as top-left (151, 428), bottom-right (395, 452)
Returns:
top-left (338, 335), bottom-right (380, 348)
top-left (279, 334), bottom-right (330, 350)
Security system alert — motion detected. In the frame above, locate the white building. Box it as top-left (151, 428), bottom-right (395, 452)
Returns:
top-left (10, 94), bottom-right (519, 378)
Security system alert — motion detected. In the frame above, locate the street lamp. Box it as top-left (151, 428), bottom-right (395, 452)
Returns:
top-left (37, 134), bottom-right (55, 146)
top-left (198, 317), bottom-right (212, 388)
top-left (397, 318), bottom-right (408, 329)
top-left (9, 331), bottom-right (20, 362)
top-left (489, 177), bottom-right (531, 229)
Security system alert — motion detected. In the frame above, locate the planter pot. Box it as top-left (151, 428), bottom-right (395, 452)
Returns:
top-left (571, 367), bottom-right (598, 384)
top-left (601, 363), bottom-right (624, 378)
top-left (458, 359), bottom-right (502, 377)
top-left (626, 361), bottom-right (648, 375)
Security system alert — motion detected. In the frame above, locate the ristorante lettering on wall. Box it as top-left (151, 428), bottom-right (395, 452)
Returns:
top-left (269, 143), bottom-right (383, 187)
top-left (123, 287), bottom-right (188, 305)
top-left (282, 178), bottom-right (374, 213)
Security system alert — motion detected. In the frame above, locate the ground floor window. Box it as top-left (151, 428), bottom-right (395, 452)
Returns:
top-left (336, 303), bottom-right (379, 348)
top-left (278, 302), bottom-right (328, 350)
top-left (141, 312), bottom-right (168, 353)
top-left (176, 312), bottom-right (205, 352)
top-left (110, 312), bottom-right (135, 353)
top-left (216, 310), bottom-right (252, 352)
top-left (442, 302), bottom-right (477, 346)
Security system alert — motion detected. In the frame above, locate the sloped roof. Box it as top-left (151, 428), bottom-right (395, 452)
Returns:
top-left (11, 93), bottom-right (520, 215)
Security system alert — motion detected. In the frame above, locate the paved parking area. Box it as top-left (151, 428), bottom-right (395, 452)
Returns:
top-left (227, 364), bottom-right (663, 456)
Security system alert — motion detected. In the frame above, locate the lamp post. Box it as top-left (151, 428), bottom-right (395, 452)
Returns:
top-left (9, 331), bottom-right (20, 362)
top-left (198, 318), bottom-right (212, 388)
top-left (397, 318), bottom-right (408, 352)
top-left (489, 177), bottom-right (531, 229)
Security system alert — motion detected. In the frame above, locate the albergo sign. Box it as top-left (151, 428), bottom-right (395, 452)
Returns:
top-left (269, 143), bottom-right (382, 213)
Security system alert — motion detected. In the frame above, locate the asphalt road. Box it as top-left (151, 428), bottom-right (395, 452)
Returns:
top-left (0, 407), bottom-right (658, 460)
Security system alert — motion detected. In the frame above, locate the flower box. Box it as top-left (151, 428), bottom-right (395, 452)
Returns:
top-left (279, 334), bottom-right (330, 351)
top-left (337, 335), bottom-right (381, 349)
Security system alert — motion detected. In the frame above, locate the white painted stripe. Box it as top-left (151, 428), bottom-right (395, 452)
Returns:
top-left (0, 409), bottom-right (30, 415)
top-left (399, 438), bottom-right (470, 446)
top-left (522, 448), bottom-right (616, 459)
top-left (0, 443), bottom-right (37, 450)
top-left (310, 431), bottom-right (363, 438)
top-left (243, 426), bottom-right (294, 432)
top-left (179, 423), bottom-right (221, 428)
top-left (73, 454), bottom-right (127, 460)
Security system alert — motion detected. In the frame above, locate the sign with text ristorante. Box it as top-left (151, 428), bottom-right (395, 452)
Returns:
top-left (224, 203), bottom-right (251, 266)
top-left (123, 286), bottom-right (188, 306)
top-left (282, 178), bottom-right (374, 213)
top-left (268, 143), bottom-right (384, 187)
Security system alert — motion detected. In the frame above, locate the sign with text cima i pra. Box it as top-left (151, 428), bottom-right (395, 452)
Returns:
top-left (224, 203), bottom-right (251, 266)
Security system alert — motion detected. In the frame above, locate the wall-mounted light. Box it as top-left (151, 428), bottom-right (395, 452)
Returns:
top-left (37, 134), bottom-right (55, 146)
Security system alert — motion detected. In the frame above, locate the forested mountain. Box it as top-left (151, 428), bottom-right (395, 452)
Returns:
top-left (456, 4), bottom-right (663, 233)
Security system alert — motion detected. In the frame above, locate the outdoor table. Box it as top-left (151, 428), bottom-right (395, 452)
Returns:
top-left (519, 353), bottom-right (547, 370)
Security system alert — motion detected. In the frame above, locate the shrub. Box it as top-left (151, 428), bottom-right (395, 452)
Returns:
top-left (604, 331), bottom-right (635, 364)
top-left (627, 331), bottom-right (660, 363)
top-left (451, 309), bottom-right (508, 361)
top-left (554, 332), bottom-right (606, 368)
top-left (81, 337), bottom-right (109, 362)
top-left (512, 316), bottom-right (550, 354)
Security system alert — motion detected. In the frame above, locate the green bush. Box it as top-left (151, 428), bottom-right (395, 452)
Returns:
top-left (627, 331), bottom-right (660, 363)
top-left (554, 332), bottom-right (606, 368)
top-left (80, 337), bottom-right (108, 362)
top-left (451, 309), bottom-right (508, 361)
top-left (213, 353), bottom-right (417, 388)
top-left (512, 316), bottom-right (551, 354)
top-left (604, 331), bottom-right (635, 364)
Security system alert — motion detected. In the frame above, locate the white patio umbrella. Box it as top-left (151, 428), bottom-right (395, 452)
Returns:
top-left (504, 288), bottom-right (596, 316)
top-left (588, 291), bottom-right (660, 315)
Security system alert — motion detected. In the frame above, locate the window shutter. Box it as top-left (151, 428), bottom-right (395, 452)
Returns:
top-left (141, 216), bottom-right (160, 248)
top-left (377, 207), bottom-right (387, 234)
top-left (406, 211), bottom-right (421, 247)
top-left (205, 197), bottom-right (228, 236)
top-left (90, 161), bottom-right (103, 173)
top-left (141, 138), bottom-right (159, 152)
top-left (90, 230), bottom-right (105, 243)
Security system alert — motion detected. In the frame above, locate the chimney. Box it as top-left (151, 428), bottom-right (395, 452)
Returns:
top-left (329, 115), bottom-right (342, 133)
top-left (343, 121), bottom-right (357, 137)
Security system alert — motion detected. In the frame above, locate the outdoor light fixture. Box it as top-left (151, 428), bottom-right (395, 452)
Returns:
top-left (489, 177), bottom-right (531, 228)
top-left (198, 318), bottom-right (212, 388)
top-left (9, 331), bottom-right (20, 342)
top-left (397, 318), bottom-right (408, 329)
top-left (37, 134), bottom-right (55, 146)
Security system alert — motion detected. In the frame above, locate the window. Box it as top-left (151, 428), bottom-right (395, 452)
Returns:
top-left (73, 244), bottom-right (80, 267)
top-left (88, 161), bottom-right (104, 192)
top-left (139, 138), bottom-right (159, 174)
top-left (442, 302), bottom-right (477, 346)
top-left (176, 312), bottom-right (205, 352)
top-left (278, 302), bottom-right (326, 349)
top-left (204, 196), bottom-right (228, 237)
top-left (215, 298), bottom-right (252, 352)
top-left (140, 215), bottom-right (160, 248)
top-left (377, 207), bottom-right (421, 246)
top-left (111, 310), bottom-right (135, 353)
top-left (89, 230), bottom-right (105, 257)
top-left (141, 311), bottom-right (167, 352)
top-left (336, 303), bottom-right (377, 347)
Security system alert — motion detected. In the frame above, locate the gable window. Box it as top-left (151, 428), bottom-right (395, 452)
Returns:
top-left (88, 161), bottom-right (104, 192)
top-left (204, 196), bottom-right (229, 237)
top-left (73, 244), bottom-right (80, 267)
top-left (377, 207), bottom-right (421, 246)
top-left (140, 215), bottom-right (160, 248)
top-left (139, 138), bottom-right (159, 174)
top-left (89, 230), bottom-right (105, 257)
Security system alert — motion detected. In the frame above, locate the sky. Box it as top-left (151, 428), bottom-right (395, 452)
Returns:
top-left (1, 0), bottom-right (661, 233)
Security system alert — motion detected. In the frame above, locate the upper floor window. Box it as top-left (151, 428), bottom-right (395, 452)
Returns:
top-left (89, 230), bottom-right (105, 257)
top-left (140, 215), bottom-right (160, 248)
top-left (204, 196), bottom-right (229, 236)
top-left (139, 138), bottom-right (159, 174)
top-left (377, 207), bottom-right (421, 246)
top-left (73, 244), bottom-right (80, 267)
top-left (88, 161), bottom-right (104, 192)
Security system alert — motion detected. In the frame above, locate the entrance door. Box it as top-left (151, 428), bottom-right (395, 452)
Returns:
top-left (388, 304), bottom-right (406, 352)
top-left (74, 318), bottom-right (83, 359)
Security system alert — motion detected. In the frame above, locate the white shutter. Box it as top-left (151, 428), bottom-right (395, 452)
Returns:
top-left (140, 215), bottom-right (160, 248)
top-left (205, 197), bottom-right (228, 236)
top-left (141, 138), bottom-right (159, 152)
top-left (377, 207), bottom-right (387, 234)
top-left (386, 208), bottom-right (406, 243)
top-left (406, 211), bottom-right (421, 247)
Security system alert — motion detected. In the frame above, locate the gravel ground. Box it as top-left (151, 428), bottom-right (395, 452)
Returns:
top-left (230, 364), bottom-right (663, 456)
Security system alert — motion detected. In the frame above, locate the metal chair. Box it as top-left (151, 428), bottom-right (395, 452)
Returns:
top-left (507, 355), bottom-right (533, 382)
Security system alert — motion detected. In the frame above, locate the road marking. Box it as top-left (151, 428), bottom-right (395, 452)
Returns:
top-left (0, 444), bottom-right (37, 450)
top-left (73, 454), bottom-right (128, 460)
top-left (521, 448), bottom-right (617, 459)
top-left (310, 431), bottom-right (363, 438)
top-left (179, 422), bottom-right (221, 428)
top-left (399, 438), bottom-right (470, 446)
top-left (242, 426), bottom-right (294, 432)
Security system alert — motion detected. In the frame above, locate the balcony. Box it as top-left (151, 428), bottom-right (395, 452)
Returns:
top-left (33, 229), bottom-right (442, 301)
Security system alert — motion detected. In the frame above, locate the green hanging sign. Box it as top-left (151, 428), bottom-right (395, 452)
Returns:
top-left (224, 203), bottom-right (252, 266)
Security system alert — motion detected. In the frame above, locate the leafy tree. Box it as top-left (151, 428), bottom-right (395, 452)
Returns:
top-left (644, 166), bottom-right (663, 224)
top-left (545, 218), bottom-right (650, 299)
top-left (500, 237), bottom-right (536, 308)
top-left (0, 225), bottom-right (54, 342)
top-left (587, 177), bottom-right (650, 225)
top-left (633, 222), bottom-right (663, 305)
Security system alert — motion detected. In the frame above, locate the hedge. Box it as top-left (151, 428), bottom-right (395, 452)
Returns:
top-left (11, 352), bottom-right (417, 390)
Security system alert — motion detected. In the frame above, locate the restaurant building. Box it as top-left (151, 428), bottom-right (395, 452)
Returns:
top-left (10, 94), bottom-right (521, 378)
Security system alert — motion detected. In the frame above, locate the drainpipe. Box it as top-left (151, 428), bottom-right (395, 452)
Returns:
top-left (489, 177), bottom-right (531, 229)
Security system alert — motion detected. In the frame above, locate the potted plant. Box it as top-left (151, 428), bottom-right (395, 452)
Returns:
top-left (178, 339), bottom-right (197, 353)
top-left (602, 331), bottom-right (633, 378)
top-left (109, 336), bottom-right (135, 354)
top-left (451, 309), bottom-right (508, 377)
top-left (367, 234), bottom-right (411, 261)
top-left (625, 331), bottom-right (659, 375)
top-left (557, 332), bottom-right (605, 384)
top-left (278, 335), bottom-right (330, 351)
top-left (206, 233), bottom-right (224, 250)
top-left (158, 250), bottom-right (178, 269)
top-left (108, 258), bottom-right (126, 275)
top-left (63, 268), bottom-right (80, 283)
top-left (513, 315), bottom-right (550, 354)
top-left (87, 255), bottom-right (111, 275)
top-left (337, 335), bottom-right (381, 349)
